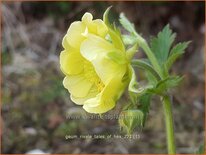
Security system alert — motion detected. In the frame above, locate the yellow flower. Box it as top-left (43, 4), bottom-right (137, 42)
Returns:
top-left (60, 12), bottom-right (131, 114)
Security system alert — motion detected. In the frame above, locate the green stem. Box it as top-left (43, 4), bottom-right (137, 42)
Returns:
top-left (135, 34), bottom-right (164, 79)
top-left (162, 95), bottom-right (176, 154)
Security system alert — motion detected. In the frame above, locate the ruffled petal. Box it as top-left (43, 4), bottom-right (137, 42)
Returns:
top-left (82, 13), bottom-right (108, 37)
top-left (83, 73), bottom-right (127, 114)
top-left (83, 96), bottom-right (115, 114)
top-left (80, 35), bottom-right (126, 84)
top-left (101, 72), bottom-right (126, 101)
top-left (80, 34), bottom-right (113, 61)
top-left (64, 21), bottom-right (86, 49)
top-left (60, 50), bottom-right (84, 75)
top-left (92, 54), bottom-right (127, 84)
top-left (82, 12), bottom-right (93, 24)
top-left (63, 74), bottom-right (93, 98)
top-left (93, 19), bottom-right (108, 37)
top-left (70, 85), bottom-right (99, 105)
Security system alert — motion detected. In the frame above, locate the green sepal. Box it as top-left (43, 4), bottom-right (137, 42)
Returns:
top-left (107, 51), bottom-right (127, 64)
top-left (103, 7), bottom-right (125, 52)
top-left (126, 43), bottom-right (138, 60)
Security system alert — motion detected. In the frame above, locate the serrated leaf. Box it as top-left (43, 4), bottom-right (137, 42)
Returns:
top-left (119, 13), bottom-right (137, 35)
top-left (166, 41), bottom-right (190, 70)
top-left (149, 76), bottom-right (183, 95)
top-left (119, 12), bottom-right (146, 47)
top-left (150, 24), bottom-right (176, 65)
top-left (170, 41), bottom-right (190, 56)
top-left (166, 53), bottom-right (183, 70)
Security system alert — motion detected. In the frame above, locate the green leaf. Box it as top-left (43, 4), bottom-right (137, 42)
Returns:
top-left (162, 63), bottom-right (169, 77)
top-left (145, 70), bottom-right (158, 86)
top-left (170, 41), bottom-right (190, 56)
top-left (119, 12), bottom-right (146, 46)
top-left (150, 24), bottom-right (176, 65)
top-left (149, 76), bottom-right (183, 95)
top-left (119, 13), bottom-right (137, 35)
top-left (166, 41), bottom-right (191, 70)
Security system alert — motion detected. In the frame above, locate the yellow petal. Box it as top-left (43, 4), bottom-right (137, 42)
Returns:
top-left (83, 96), bottom-right (115, 114)
top-left (63, 74), bottom-right (93, 98)
top-left (80, 35), bottom-right (126, 84)
top-left (82, 12), bottom-right (93, 24)
top-left (80, 34), bottom-right (113, 61)
top-left (70, 85), bottom-right (99, 105)
top-left (101, 73), bottom-right (126, 101)
top-left (83, 73), bottom-right (127, 114)
top-left (64, 21), bottom-right (86, 49)
top-left (93, 19), bottom-right (108, 37)
top-left (82, 13), bottom-right (108, 37)
top-left (60, 50), bottom-right (84, 75)
top-left (92, 54), bottom-right (127, 84)
top-left (62, 35), bottom-right (70, 49)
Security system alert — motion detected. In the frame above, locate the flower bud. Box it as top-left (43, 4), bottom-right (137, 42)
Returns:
top-left (119, 109), bottom-right (144, 134)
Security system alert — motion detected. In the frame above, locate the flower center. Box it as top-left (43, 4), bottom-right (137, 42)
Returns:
top-left (83, 60), bottom-right (105, 92)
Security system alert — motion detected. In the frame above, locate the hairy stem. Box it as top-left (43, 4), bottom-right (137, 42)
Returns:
top-left (162, 95), bottom-right (176, 154)
top-left (135, 34), bottom-right (164, 78)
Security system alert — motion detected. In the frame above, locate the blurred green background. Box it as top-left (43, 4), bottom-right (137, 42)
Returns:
top-left (1, 1), bottom-right (205, 154)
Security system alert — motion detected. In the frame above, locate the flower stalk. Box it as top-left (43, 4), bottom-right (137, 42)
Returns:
top-left (134, 32), bottom-right (177, 154)
top-left (162, 95), bottom-right (176, 154)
